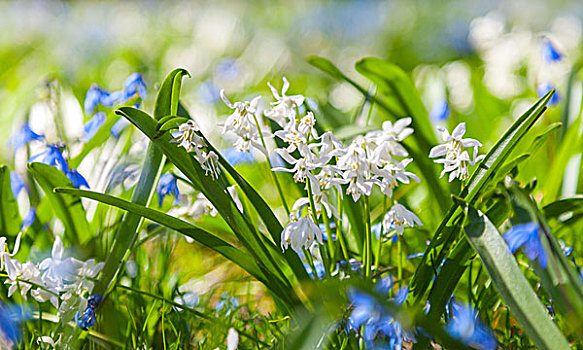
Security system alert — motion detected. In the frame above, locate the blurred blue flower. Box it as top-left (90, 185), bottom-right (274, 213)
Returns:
top-left (430, 100), bottom-right (450, 121)
top-left (0, 303), bottom-right (31, 344)
top-left (542, 40), bottom-right (563, 63)
top-left (373, 222), bottom-right (398, 242)
top-left (83, 112), bottom-right (106, 143)
top-left (156, 173), bottom-right (179, 207)
top-left (446, 303), bottom-right (496, 350)
top-left (21, 208), bottom-right (36, 230)
top-left (66, 169), bottom-right (90, 189)
top-left (10, 172), bottom-right (25, 199)
top-left (304, 259), bottom-right (326, 280)
top-left (319, 222), bottom-right (336, 242)
top-left (75, 295), bottom-right (101, 331)
top-left (101, 90), bottom-right (124, 107)
top-left (538, 83), bottom-right (559, 106)
top-left (347, 288), bottom-right (379, 329)
top-left (215, 58), bottom-right (240, 81)
top-left (111, 118), bottom-right (130, 138)
top-left (222, 147), bottom-right (255, 166)
top-left (503, 222), bottom-right (547, 269)
top-left (122, 73), bottom-right (147, 101)
top-left (84, 84), bottom-right (111, 115)
top-left (9, 124), bottom-right (44, 150)
top-left (406, 252), bottom-right (424, 260)
top-left (375, 275), bottom-right (393, 295)
top-left (198, 80), bottom-right (220, 104)
top-left (216, 293), bottom-right (239, 316)
top-left (29, 144), bottom-right (68, 173)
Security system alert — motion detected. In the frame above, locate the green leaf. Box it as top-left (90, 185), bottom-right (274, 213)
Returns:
top-left (409, 90), bottom-right (554, 303)
top-left (543, 196), bottom-right (583, 221)
top-left (69, 109), bottom-right (119, 169)
top-left (93, 68), bottom-right (190, 298)
top-left (464, 206), bottom-right (570, 350)
top-left (0, 165), bottom-right (22, 237)
top-left (27, 163), bottom-right (92, 244)
top-left (116, 106), bottom-right (301, 310)
top-left (54, 187), bottom-right (276, 291)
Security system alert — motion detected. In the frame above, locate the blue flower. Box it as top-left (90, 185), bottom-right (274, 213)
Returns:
top-left (83, 112), bottom-right (106, 143)
top-left (110, 118), bottom-right (130, 138)
top-left (446, 303), bottom-right (496, 350)
top-left (319, 222), bottom-right (337, 242)
top-left (21, 208), bottom-right (36, 229)
top-left (215, 293), bottom-right (239, 316)
top-left (0, 303), bottom-right (31, 344)
top-left (542, 40), bottom-right (563, 63)
top-left (429, 100), bottom-right (450, 121)
top-left (10, 172), bottom-right (25, 199)
top-left (122, 73), bottom-right (148, 101)
top-left (347, 288), bottom-right (379, 329)
top-left (66, 169), bottom-right (90, 189)
top-left (156, 173), bottom-right (179, 207)
top-left (84, 84), bottom-right (111, 115)
top-left (9, 124), bottom-right (44, 150)
top-left (538, 83), bottom-right (559, 106)
top-left (101, 90), bottom-right (124, 107)
top-left (75, 295), bottom-right (101, 331)
top-left (29, 144), bottom-right (68, 172)
top-left (503, 222), bottom-right (547, 269)
top-left (304, 259), bottom-right (326, 280)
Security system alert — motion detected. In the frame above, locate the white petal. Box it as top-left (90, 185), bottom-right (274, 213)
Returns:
top-left (429, 144), bottom-right (448, 158)
top-left (220, 89), bottom-right (234, 109)
top-left (451, 122), bottom-right (466, 139)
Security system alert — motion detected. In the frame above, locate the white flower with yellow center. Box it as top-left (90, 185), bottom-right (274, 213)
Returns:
top-left (280, 211), bottom-right (323, 252)
top-left (382, 203), bottom-right (423, 235)
top-left (264, 77), bottom-right (305, 128)
top-left (429, 122), bottom-right (484, 182)
top-left (220, 90), bottom-right (268, 155)
top-left (174, 120), bottom-right (205, 152)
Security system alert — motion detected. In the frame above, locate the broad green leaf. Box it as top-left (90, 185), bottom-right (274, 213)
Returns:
top-left (0, 165), bottom-right (21, 237)
top-left (409, 91), bottom-right (554, 303)
top-left (543, 196), bottom-right (583, 221)
top-left (27, 163), bottom-right (92, 244)
top-left (69, 109), bottom-right (119, 169)
top-left (464, 206), bottom-right (570, 350)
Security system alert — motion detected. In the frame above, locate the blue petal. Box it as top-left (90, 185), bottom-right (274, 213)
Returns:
top-left (503, 222), bottom-right (538, 253)
top-left (156, 173), bottom-right (179, 207)
top-left (10, 172), bottom-right (25, 199)
top-left (29, 144), bottom-right (68, 173)
top-left (66, 169), bottom-right (90, 189)
top-left (0, 304), bottom-right (31, 343)
top-left (111, 118), bottom-right (130, 138)
top-left (538, 83), bottom-right (559, 105)
top-left (21, 208), bottom-right (36, 229)
top-left (542, 40), bottom-right (563, 63)
top-left (83, 112), bottom-right (106, 143)
top-left (75, 308), bottom-right (96, 330)
top-left (429, 100), bottom-right (450, 121)
top-left (84, 84), bottom-right (110, 115)
top-left (122, 73), bottom-right (148, 101)
top-left (9, 124), bottom-right (44, 150)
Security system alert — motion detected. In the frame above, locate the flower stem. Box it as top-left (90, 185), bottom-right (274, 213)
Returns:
top-left (322, 212), bottom-right (336, 265)
top-left (251, 113), bottom-right (290, 215)
top-left (375, 236), bottom-right (383, 273)
top-left (397, 234), bottom-right (403, 287)
top-left (364, 196), bottom-right (372, 279)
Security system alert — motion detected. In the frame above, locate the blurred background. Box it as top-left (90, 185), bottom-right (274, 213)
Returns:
top-left (2, 1), bottom-right (583, 346)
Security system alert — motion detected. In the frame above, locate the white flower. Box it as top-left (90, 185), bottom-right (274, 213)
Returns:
top-left (227, 185), bottom-right (243, 213)
top-left (0, 232), bottom-right (21, 271)
top-left (292, 191), bottom-right (338, 220)
top-left (281, 212), bottom-right (323, 252)
top-left (429, 122), bottom-right (485, 182)
top-left (264, 77), bottom-right (305, 127)
top-left (382, 204), bottom-right (423, 235)
top-left (173, 120), bottom-right (205, 153)
top-left (273, 144), bottom-right (324, 183)
top-left (374, 158), bottom-right (420, 198)
top-left (200, 151), bottom-right (221, 179)
top-left (220, 90), bottom-right (268, 155)
top-left (366, 117), bottom-right (413, 157)
top-left (38, 236), bottom-right (83, 289)
top-left (189, 193), bottom-right (218, 220)
top-left (314, 165), bottom-right (347, 195)
top-left (227, 328), bottom-right (239, 350)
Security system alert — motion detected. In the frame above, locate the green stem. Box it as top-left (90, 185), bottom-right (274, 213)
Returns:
top-left (336, 192), bottom-right (350, 262)
top-left (251, 113), bottom-right (290, 215)
top-left (364, 197), bottom-right (372, 279)
top-left (322, 212), bottom-right (335, 267)
top-left (375, 236), bottom-right (383, 273)
top-left (397, 234), bottom-right (403, 287)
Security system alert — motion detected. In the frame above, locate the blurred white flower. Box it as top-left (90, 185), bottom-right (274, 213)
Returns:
top-left (382, 204), bottom-right (423, 235)
top-left (366, 117), bottom-right (413, 157)
top-left (227, 328), bottom-right (239, 350)
top-left (189, 193), bottom-right (218, 220)
top-left (429, 122), bottom-right (484, 182)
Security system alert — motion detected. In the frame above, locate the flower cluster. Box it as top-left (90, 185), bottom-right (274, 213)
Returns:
top-left (0, 234), bottom-right (103, 324)
top-left (84, 73), bottom-right (148, 139)
top-left (446, 302), bottom-right (497, 350)
top-left (173, 120), bottom-right (220, 179)
top-left (429, 122), bottom-right (484, 182)
top-left (258, 78), bottom-right (422, 253)
top-left (220, 91), bottom-right (268, 155)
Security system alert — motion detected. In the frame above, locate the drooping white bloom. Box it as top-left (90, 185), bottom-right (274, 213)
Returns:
top-left (227, 328), bottom-right (239, 350)
top-left (173, 120), bottom-right (205, 152)
top-left (429, 122), bottom-right (485, 182)
top-left (383, 204), bottom-right (423, 235)
top-left (0, 232), bottom-right (21, 271)
top-left (189, 193), bottom-right (218, 220)
top-left (264, 77), bottom-right (305, 127)
top-left (220, 90), bottom-right (268, 155)
top-left (200, 151), bottom-right (220, 179)
top-left (375, 158), bottom-right (420, 198)
top-left (281, 212), bottom-right (323, 252)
